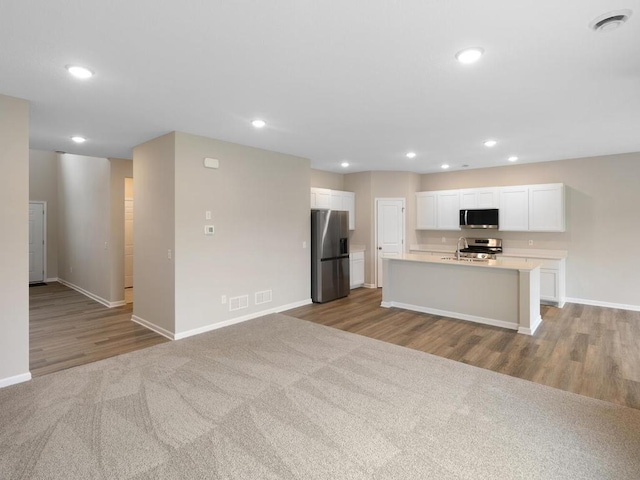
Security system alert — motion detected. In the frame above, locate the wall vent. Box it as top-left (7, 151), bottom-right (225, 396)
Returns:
top-left (229, 295), bottom-right (249, 312)
top-left (255, 290), bottom-right (273, 305)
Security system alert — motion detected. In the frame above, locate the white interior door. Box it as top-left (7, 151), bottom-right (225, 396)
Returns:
top-left (376, 198), bottom-right (405, 287)
top-left (29, 202), bottom-right (45, 283)
top-left (124, 198), bottom-right (134, 289)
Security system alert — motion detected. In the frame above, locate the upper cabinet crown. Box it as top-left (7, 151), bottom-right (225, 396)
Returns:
top-left (310, 187), bottom-right (355, 230)
top-left (416, 183), bottom-right (565, 232)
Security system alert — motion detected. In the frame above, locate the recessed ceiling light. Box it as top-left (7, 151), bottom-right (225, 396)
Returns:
top-left (251, 119), bottom-right (266, 128)
top-left (66, 65), bottom-right (94, 79)
top-left (441, 164), bottom-right (450, 170)
top-left (71, 136), bottom-right (86, 143)
top-left (484, 139), bottom-right (497, 147)
top-left (508, 156), bottom-right (519, 162)
top-left (455, 47), bottom-right (484, 64)
top-left (341, 161), bottom-right (350, 168)
top-left (589, 10), bottom-right (632, 32)
top-left (406, 152), bottom-right (417, 159)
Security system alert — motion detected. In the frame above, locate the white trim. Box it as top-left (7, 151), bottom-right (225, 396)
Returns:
top-left (174, 298), bottom-right (313, 341)
top-left (29, 201), bottom-right (47, 283)
top-left (364, 283), bottom-right (377, 289)
top-left (381, 301), bottom-right (519, 331)
top-left (131, 299), bottom-right (314, 342)
top-left (0, 372), bottom-right (31, 389)
top-left (517, 315), bottom-right (543, 335)
top-left (131, 315), bottom-right (175, 340)
top-left (46, 277), bottom-right (58, 283)
top-left (374, 197), bottom-right (406, 288)
top-left (565, 297), bottom-right (640, 312)
top-left (57, 278), bottom-right (122, 308)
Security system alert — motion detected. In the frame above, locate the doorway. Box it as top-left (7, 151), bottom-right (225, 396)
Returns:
top-left (124, 177), bottom-right (134, 303)
top-left (29, 201), bottom-right (46, 284)
top-left (375, 198), bottom-right (405, 287)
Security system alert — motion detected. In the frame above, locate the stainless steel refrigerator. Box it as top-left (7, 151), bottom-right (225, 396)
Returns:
top-left (311, 209), bottom-right (350, 303)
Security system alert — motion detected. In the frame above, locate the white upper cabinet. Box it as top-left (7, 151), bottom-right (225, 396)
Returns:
top-left (499, 186), bottom-right (530, 231)
top-left (459, 187), bottom-right (499, 209)
top-left (416, 190), bottom-right (459, 230)
top-left (436, 190), bottom-right (461, 230)
top-left (416, 192), bottom-right (437, 229)
top-left (310, 187), bottom-right (331, 209)
top-left (529, 184), bottom-right (565, 232)
top-left (311, 188), bottom-right (355, 230)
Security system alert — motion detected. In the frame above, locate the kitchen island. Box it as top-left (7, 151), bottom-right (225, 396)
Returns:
top-left (381, 254), bottom-right (542, 335)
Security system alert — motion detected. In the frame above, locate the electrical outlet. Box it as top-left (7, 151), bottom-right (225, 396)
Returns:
top-left (221, 295), bottom-right (227, 304)
top-left (167, 249), bottom-right (172, 259)
top-left (528, 240), bottom-right (534, 246)
top-left (302, 241), bottom-right (307, 248)
top-left (70, 266), bottom-right (73, 273)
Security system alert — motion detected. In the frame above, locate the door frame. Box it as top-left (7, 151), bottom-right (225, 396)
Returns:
top-left (374, 197), bottom-right (406, 288)
top-left (29, 200), bottom-right (48, 283)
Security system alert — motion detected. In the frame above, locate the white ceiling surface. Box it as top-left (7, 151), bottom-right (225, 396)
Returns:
top-left (1, 1), bottom-right (639, 173)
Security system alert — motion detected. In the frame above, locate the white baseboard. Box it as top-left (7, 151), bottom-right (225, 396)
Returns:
top-left (58, 278), bottom-right (124, 308)
top-left (0, 372), bottom-right (32, 389)
top-left (565, 297), bottom-right (640, 312)
top-left (132, 298), bottom-right (314, 342)
top-left (517, 315), bottom-right (543, 336)
top-left (131, 315), bottom-right (175, 340)
top-left (381, 301), bottom-right (519, 331)
top-left (46, 277), bottom-right (58, 283)
top-left (364, 283), bottom-right (377, 289)
top-left (174, 298), bottom-right (313, 341)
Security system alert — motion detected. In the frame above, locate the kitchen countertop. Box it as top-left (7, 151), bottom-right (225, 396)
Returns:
top-left (409, 244), bottom-right (567, 260)
top-left (386, 253), bottom-right (536, 271)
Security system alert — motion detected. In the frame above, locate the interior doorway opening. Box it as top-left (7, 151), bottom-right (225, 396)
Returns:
top-left (124, 177), bottom-right (134, 304)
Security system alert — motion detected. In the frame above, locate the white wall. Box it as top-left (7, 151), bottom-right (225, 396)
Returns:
top-left (109, 158), bottom-right (133, 302)
top-left (173, 132), bottom-right (311, 336)
top-left (132, 133), bottom-right (176, 335)
top-left (57, 154), bottom-right (112, 303)
top-left (29, 149), bottom-right (58, 279)
top-left (0, 94), bottom-right (30, 386)
top-left (418, 153), bottom-right (640, 308)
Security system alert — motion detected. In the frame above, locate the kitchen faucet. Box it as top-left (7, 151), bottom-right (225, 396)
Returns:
top-left (456, 237), bottom-right (468, 261)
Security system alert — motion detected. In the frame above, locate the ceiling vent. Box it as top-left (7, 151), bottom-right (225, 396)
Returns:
top-left (589, 10), bottom-right (632, 32)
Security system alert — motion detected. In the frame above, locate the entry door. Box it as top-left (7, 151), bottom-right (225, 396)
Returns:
top-left (29, 202), bottom-right (45, 283)
top-left (124, 198), bottom-right (134, 289)
top-left (376, 199), bottom-right (405, 287)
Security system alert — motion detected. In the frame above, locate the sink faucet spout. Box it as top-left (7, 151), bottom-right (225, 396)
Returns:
top-left (456, 237), bottom-right (468, 261)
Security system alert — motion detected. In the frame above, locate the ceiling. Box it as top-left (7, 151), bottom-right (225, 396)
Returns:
top-left (1, 1), bottom-right (639, 173)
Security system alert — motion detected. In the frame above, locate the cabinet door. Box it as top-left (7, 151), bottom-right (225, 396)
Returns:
top-left (499, 186), bottom-right (529, 231)
top-left (311, 188), bottom-right (331, 209)
top-left (529, 184), bottom-right (565, 232)
top-left (436, 190), bottom-right (460, 230)
top-left (459, 189), bottom-right (477, 209)
top-left (416, 192), bottom-right (437, 229)
top-left (477, 188), bottom-right (499, 208)
top-left (330, 191), bottom-right (343, 210)
top-left (540, 268), bottom-right (559, 301)
top-left (342, 192), bottom-right (355, 230)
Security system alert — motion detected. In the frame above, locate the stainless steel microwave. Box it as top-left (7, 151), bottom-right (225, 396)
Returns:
top-left (459, 209), bottom-right (499, 229)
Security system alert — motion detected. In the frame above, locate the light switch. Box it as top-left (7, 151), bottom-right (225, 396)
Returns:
top-left (205, 211), bottom-right (212, 220)
top-left (204, 225), bottom-right (215, 235)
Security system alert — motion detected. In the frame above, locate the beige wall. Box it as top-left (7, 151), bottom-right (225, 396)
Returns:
top-left (57, 154), bottom-right (112, 302)
top-left (173, 132), bottom-right (311, 335)
top-left (29, 149), bottom-right (58, 279)
top-left (132, 133), bottom-right (176, 334)
top-left (418, 153), bottom-right (640, 307)
top-left (109, 158), bottom-right (133, 303)
top-left (0, 94), bottom-right (30, 384)
top-left (310, 168), bottom-right (344, 190)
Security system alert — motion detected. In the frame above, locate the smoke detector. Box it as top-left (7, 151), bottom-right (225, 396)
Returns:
top-left (589, 10), bottom-right (632, 32)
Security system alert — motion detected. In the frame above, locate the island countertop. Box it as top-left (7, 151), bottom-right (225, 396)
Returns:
top-left (386, 253), bottom-right (537, 271)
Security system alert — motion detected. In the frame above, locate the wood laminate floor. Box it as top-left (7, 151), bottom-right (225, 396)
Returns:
top-left (285, 287), bottom-right (640, 410)
top-left (30, 282), bottom-right (168, 377)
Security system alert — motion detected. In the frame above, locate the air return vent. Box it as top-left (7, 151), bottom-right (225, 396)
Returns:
top-left (255, 290), bottom-right (272, 305)
top-left (589, 10), bottom-right (632, 32)
top-left (229, 295), bottom-right (249, 312)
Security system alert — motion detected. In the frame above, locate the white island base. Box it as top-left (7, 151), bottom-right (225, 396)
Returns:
top-left (381, 255), bottom-right (542, 335)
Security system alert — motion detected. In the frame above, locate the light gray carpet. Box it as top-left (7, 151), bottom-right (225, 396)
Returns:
top-left (1, 314), bottom-right (639, 479)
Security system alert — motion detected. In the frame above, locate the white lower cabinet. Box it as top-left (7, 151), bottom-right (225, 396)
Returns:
top-left (501, 255), bottom-right (565, 306)
top-left (350, 251), bottom-right (365, 289)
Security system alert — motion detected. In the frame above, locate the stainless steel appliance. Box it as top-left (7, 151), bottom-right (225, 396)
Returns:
top-left (311, 209), bottom-right (350, 303)
top-left (456, 237), bottom-right (503, 260)
top-left (459, 208), bottom-right (499, 229)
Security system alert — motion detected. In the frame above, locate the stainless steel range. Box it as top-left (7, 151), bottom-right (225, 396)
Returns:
top-left (456, 237), bottom-right (502, 260)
